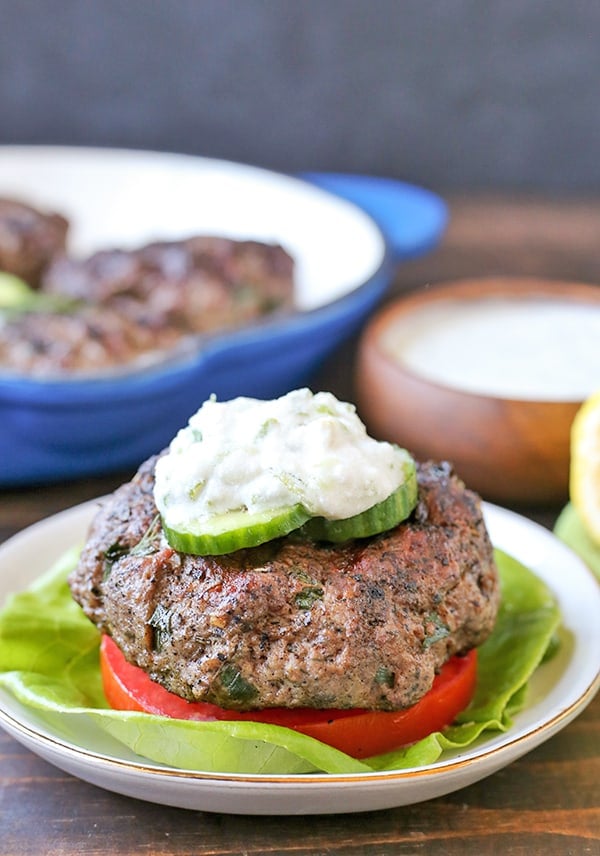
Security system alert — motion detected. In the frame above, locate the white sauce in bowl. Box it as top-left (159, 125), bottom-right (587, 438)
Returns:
top-left (382, 297), bottom-right (600, 401)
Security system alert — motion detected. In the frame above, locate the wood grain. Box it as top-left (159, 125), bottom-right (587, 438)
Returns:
top-left (1, 195), bottom-right (599, 856)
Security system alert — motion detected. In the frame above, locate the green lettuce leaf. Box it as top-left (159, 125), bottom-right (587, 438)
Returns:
top-left (554, 503), bottom-right (600, 580)
top-left (0, 547), bottom-right (560, 774)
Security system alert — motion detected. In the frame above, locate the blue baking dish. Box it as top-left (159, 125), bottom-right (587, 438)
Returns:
top-left (0, 148), bottom-right (446, 485)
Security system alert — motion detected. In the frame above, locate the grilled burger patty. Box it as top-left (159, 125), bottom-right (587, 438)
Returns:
top-left (69, 458), bottom-right (499, 712)
top-left (42, 236), bottom-right (295, 337)
top-left (0, 197), bottom-right (68, 288)
top-left (1, 234), bottom-right (294, 376)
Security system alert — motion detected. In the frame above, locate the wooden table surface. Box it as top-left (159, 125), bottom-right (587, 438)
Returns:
top-left (1, 195), bottom-right (599, 855)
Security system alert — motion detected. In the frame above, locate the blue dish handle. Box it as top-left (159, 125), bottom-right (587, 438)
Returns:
top-left (301, 172), bottom-right (447, 264)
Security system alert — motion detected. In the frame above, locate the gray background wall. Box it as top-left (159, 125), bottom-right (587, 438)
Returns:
top-left (1, 0), bottom-right (599, 193)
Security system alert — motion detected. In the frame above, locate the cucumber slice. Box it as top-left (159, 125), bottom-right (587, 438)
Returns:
top-left (162, 503), bottom-right (311, 556)
top-left (0, 272), bottom-right (35, 309)
top-left (301, 464), bottom-right (418, 543)
top-left (161, 454), bottom-right (418, 555)
top-left (0, 271), bottom-right (81, 315)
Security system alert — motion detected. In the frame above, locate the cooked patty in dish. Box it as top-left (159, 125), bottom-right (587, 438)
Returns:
top-left (0, 197), bottom-right (68, 288)
top-left (42, 236), bottom-right (295, 336)
top-left (0, 234), bottom-right (294, 376)
top-left (69, 457), bottom-right (499, 712)
top-left (0, 304), bottom-right (184, 374)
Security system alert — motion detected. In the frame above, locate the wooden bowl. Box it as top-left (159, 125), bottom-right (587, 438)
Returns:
top-left (355, 277), bottom-right (600, 506)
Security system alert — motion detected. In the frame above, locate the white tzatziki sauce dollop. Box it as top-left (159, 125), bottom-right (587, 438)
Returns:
top-left (154, 388), bottom-right (410, 528)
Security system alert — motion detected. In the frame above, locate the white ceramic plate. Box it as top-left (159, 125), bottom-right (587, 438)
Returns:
top-left (0, 146), bottom-right (385, 312)
top-left (0, 502), bottom-right (598, 815)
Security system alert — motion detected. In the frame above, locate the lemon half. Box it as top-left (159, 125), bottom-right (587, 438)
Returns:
top-left (570, 390), bottom-right (600, 546)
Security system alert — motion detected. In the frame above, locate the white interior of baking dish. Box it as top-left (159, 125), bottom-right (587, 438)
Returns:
top-left (0, 147), bottom-right (386, 312)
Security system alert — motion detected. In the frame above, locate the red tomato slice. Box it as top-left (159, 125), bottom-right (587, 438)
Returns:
top-left (100, 635), bottom-right (477, 759)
